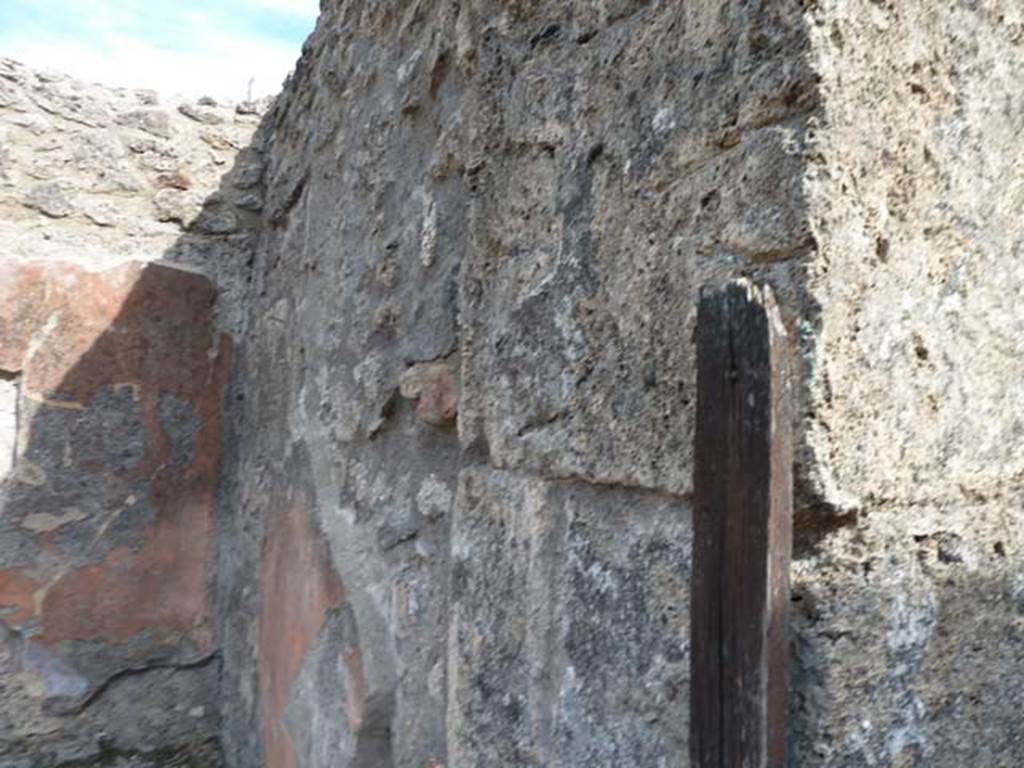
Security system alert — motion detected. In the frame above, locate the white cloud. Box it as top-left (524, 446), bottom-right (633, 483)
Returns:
top-left (0, 0), bottom-right (315, 100)
top-left (250, 0), bottom-right (319, 17)
top-left (2, 34), bottom-right (300, 100)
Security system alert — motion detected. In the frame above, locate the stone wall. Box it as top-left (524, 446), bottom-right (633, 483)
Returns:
top-left (2, 1), bottom-right (1022, 766)
top-left (222, 1), bottom-right (815, 766)
top-left (790, 3), bottom-right (1024, 764)
top-left (0, 59), bottom-right (265, 765)
top-left (223, 2), bottom-right (1023, 766)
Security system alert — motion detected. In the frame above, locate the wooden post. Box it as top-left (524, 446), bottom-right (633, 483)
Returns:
top-left (690, 279), bottom-right (792, 768)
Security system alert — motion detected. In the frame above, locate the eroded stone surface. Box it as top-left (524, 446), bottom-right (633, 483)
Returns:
top-left (3, 0), bottom-right (1022, 766)
top-left (0, 56), bottom-right (269, 335)
top-left (0, 259), bottom-right (229, 764)
top-left (784, 5), bottom-right (1024, 764)
top-left (448, 467), bottom-right (691, 767)
top-left (457, 1), bottom-right (815, 495)
top-left (801, 2), bottom-right (1024, 510)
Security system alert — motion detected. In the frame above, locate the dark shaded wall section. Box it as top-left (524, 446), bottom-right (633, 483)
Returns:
top-left (3, 2), bottom-right (1019, 768)
top-left (0, 51), bottom-right (268, 768)
top-left (0, 260), bottom-right (229, 766)
top-left (224, 2), bottom-right (1024, 767)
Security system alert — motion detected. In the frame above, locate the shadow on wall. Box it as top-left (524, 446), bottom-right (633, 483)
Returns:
top-left (0, 92), bottom-right (274, 762)
top-left (0, 259), bottom-right (231, 762)
top-left (788, 519), bottom-right (1024, 767)
top-left (0, 56), bottom-right (387, 763)
top-left (0, 2), bottom-right (834, 766)
top-left (217, 2), bottom-right (826, 768)
top-left (5, 2), bottom-right (1019, 767)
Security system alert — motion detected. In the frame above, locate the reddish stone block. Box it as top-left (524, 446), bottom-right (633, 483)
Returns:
top-left (399, 361), bottom-right (459, 427)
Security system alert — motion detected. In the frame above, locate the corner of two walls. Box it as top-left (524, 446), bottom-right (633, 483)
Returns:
top-left (3, 1), bottom-right (1018, 766)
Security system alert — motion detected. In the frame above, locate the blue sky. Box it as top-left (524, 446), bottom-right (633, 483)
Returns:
top-left (0, 0), bottom-right (318, 99)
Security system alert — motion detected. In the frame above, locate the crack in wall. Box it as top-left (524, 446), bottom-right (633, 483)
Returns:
top-left (60, 651), bottom-right (221, 717)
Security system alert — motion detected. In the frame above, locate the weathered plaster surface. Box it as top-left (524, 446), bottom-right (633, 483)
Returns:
top-left (2, 1), bottom-right (1022, 766)
top-left (0, 259), bottom-right (230, 765)
top-left (223, 2), bottom-right (814, 767)
top-left (258, 479), bottom-right (347, 768)
top-left (0, 59), bottom-right (259, 766)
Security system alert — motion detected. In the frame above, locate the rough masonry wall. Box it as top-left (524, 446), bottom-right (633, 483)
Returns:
top-left (228, 2), bottom-right (1024, 767)
top-left (223, 1), bottom-right (815, 766)
top-left (3, 1), bottom-right (1020, 766)
top-left (790, 3), bottom-right (1024, 765)
top-left (0, 60), bottom-right (264, 766)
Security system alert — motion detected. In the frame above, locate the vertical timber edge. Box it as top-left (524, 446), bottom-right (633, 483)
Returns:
top-left (690, 279), bottom-right (793, 768)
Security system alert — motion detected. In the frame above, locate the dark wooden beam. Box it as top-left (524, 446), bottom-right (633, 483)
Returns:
top-left (690, 279), bottom-right (793, 768)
